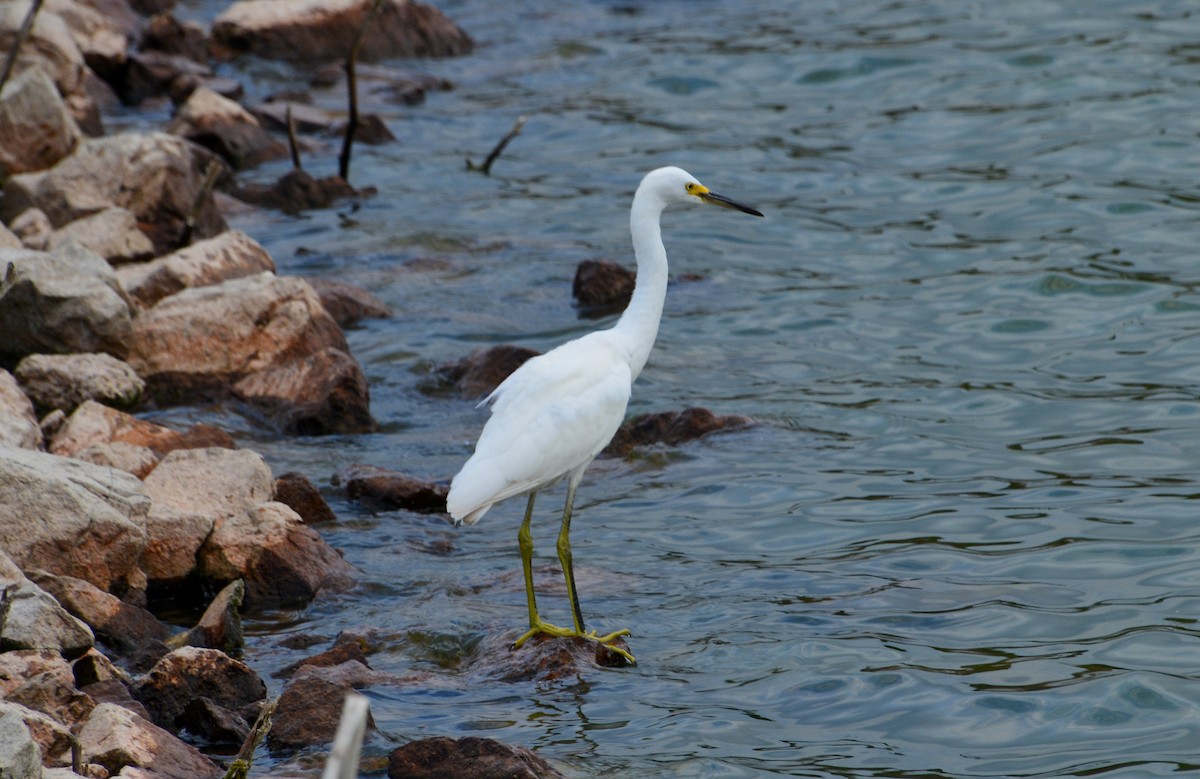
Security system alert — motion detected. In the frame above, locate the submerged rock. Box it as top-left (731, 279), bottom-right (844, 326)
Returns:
top-left (387, 736), bottom-right (564, 779)
top-left (273, 471), bottom-right (338, 524)
top-left (433, 345), bottom-right (540, 400)
top-left (333, 463), bottom-right (448, 515)
top-left (572, 258), bottom-right (634, 315)
top-left (604, 407), bottom-right (753, 457)
top-left (233, 168), bottom-right (359, 214)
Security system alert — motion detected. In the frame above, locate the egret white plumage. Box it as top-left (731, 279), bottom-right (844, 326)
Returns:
top-left (446, 166), bottom-right (763, 665)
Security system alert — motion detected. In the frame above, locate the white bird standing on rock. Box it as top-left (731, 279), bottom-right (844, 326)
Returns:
top-left (447, 167), bottom-right (763, 665)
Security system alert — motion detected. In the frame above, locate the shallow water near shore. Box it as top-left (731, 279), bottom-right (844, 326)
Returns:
top-left (146, 0), bottom-right (1200, 776)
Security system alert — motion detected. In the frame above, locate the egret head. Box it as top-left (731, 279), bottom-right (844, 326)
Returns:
top-left (640, 166), bottom-right (764, 217)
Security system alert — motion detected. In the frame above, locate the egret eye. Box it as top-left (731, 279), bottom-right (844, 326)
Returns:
top-left (685, 183), bottom-right (700, 194)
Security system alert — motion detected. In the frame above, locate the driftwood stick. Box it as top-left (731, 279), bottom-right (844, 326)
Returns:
top-left (320, 692), bottom-right (371, 779)
top-left (467, 115), bottom-right (528, 176)
top-left (0, 0), bottom-right (45, 94)
top-left (338, 0), bottom-right (385, 182)
top-left (285, 105), bottom-right (302, 171)
top-left (221, 696), bottom-right (278, 779)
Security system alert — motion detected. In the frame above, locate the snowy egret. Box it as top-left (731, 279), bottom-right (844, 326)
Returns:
top-left (447, 167), bottom-right (763, 665)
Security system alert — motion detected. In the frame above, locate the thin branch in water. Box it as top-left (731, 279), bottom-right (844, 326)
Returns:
top-left (286, 105), bottom-right (302, 171)
top-left (221, 696), bottom-right (278, 779)
top-left (338, 0), bottom-right (386, 183)
top-left (467, 115), bottom-right (528, 176)
top-left (0, 0), bottom-right (46, 94)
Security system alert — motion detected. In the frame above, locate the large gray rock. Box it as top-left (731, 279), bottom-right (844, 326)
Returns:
top-left (0, 700), bottom-right (71, 769)
top-left (14, 352), bottom-right (144, 414)
top-left (77, 702), bottom-right (220, 779)
top-left (0, 244), bottom-right (133, 359)
top-left (0, 370), bottom-right (41, 450)
top-left (46, 207), bottom-right (155, 265)
top-left (0, 131), bottom-right (227, 255)
top-left (0, 446), bottom-right (148, 594)
top-left (116, 229), bottom-right (276, 310)
top-left (213, 0), bottom-right (474, 63)
top-left (0, 710), bottom-right (41, 779)
top-left (0, 65), bottom-right (82, 176)
top-left (0, 552), bottom-right (95, 657)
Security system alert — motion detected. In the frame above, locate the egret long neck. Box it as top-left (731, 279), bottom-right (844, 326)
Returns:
top-left (613, 195), bottom-right (669, 380)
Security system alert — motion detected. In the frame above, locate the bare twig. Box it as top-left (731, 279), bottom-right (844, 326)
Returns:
top-left (285, 105), bottom-right (302, 171)
top-left (321, 693), bottom-right (370, 779)
top-left (221, 696), bottom-right (278, 779)
top-left (467, 115), bottom-right (528, 176)
top-left (182, 160), bottom-right (222, 247)
top-left (338, 0), bottom-right (386, 182)
top-left (0, 0), bottom-right (45, 94)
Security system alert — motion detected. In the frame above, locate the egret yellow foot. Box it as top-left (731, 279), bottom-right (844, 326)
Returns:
top-left (512, 621), bottom-right (636, 665)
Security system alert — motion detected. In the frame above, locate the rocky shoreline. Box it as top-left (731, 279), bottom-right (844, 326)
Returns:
top-left (0, 1), bottom-right (750, 776)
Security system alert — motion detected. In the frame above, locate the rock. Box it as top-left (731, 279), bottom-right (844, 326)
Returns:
top-left (72, 441), bottom-right (158, 478)
top-left (213, 0), bottom-right (474, 63)
top-left (167, 579), bottom-right (244, 653)
top-left (118, 49), bottom-right (215, 106)
top-left (26, 571), bottom-right (169, 654)
top-left (0, 447), bottom-right (148, 595)
top-left (7, 208), bottom-right (52, 250)
top-left (233, 168), bottom-right (358, 213)
top-left (463, 630), bottom-right (632, 684)
top-left (45, 0), bottom-right (129, 83)
top-left (140, 12), bottom-right (211, 64)
top-left (199, 501), bottom-right (357, 609)
top-left (251, 99), bottom-right (337, 134)
top-left (15, 353), bottom-right (145, 414)
top-left (0, 65), bottom-right (82, 176)
top-left (0, 370), bottom-right (42, 450)
top-left (177, 696), bottom-right (249, 747)
top-left (79, 678), bottom-right (151, 721)
top-left (273, 471), bottom-right (337, 524)
top-left (0, 710), bottom-right (42, 779)
top-left (167, 87), bottom-right (286, 169)
top-left (310, 62), bottom-right (453, 106)
top-left (0, 700), bottom-right (71, 768)
top-left (46, 207), bottom-right (155, 265)
top-left (0, 553), bottom-right (95, 657)
top-left (0, 131), bottom-right (227, 255)
top-left (333, 464), bottom-right (447, 514)
top-left (127, 272), bottom-right (373, 433)
top-left (0, 649), bottom-right (95, 728)
top-left (77, 702), bottom-right (220, 779)
top-left (131, 647), bottom-right (265, 734)
top-left (276, 634), bottom-right (368, 680)
top-left (72, 647), bottom-right (133, 689)
top-left (0, 224), bottom-right (19, 249)
top-left (604, 407), bottom-right (753, 457)
top-left (572, 258), bottom-right (634, 315)
top-left (387, 736), bottom-right (564, 779)
top-left (269, 661), bottom-right (389, 751)
top-left (0, 244), bottom-right (134, 359)
top-left (0, 3), bottom-right (87, 103)
top-left (116, 229), bottom-right (276, 310)
top-left (231, 345), bottom-right (375, 434)
top-left (140, 448), bottom-right (271, 585)
top-left (434, 345), bottom-right (539, 400)
top-left (306, 277), bottom-right (393, 327)
top-left (50, 400), bottom-right (235, 460)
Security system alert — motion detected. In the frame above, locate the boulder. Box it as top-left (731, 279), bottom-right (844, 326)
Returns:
top-left (119, 49), bottom-right (215, 106)
top-left (0, 649), bottom-right (94, 728)
top-left (603, 407), bottom-right (753, 457)
top-left (0, 65), bottom-right (82, 176)
top-left (387, 736), bottom-right (564, 779)
top-left (140, 12), bottom-right (211, 64)
top-left (233, 168), bottom-right (358, 213)
top-left (46, 207), bottom-right (155, 265)
top-left (0, 370), bottom-right (42, 450)
top-left (433, 345), bottom-right (539, 400)
top-left (26, 571), bottom-right (169, 654)
top-left (0, 700), bottom-right (71, 768)
top-left (0, 552), bottom-right (95, 657)
top-left (131, 647), bottom-right (265, 734)
top-left (333, 464), bottom-right (447, 515)
top-left (177, 696), bottom-right (249, 747)
top-left (273, 471), bottom-right (337, 524)
top-left (213, 0), bottom-right (474, 63)
top-left (269, 661), bottom-right (395, 751)
top-left (116, 229), bottom-right (276, 310)
top-left (0, 3), bottom-right (87, 102)
top-left (49, 400), bottom-right (235, 461)
top-left (306, 277), bottom-right (393, 327)
top-left (572, 258), bottom-right (634, 314)
top-left (14, 353), bottom-right (145, 414)
top-left (0, 446), bottom-right (148, 595)
top-left (167, 87), bottom-right (286, 169)
top-left (0, 224), bottom-right (19, 249)
top-left (43, 0), bottom-right (129, 81)
top-left (0, 244), bottom-right (134, 359)
top-left (276, 634), bottom-right (368, 680)
top-left (6, 208), bottom-right (52, 250)
top-left (166, 579), bottom-right (244, 653)
top-left (0, 131), bottom-right (227, 255)
top-left (0, 710), bottom-right (41, 779)
top-left (77, 702), bottom-right (220, 778)
top-left (127, 272), bottom-right (373, 433)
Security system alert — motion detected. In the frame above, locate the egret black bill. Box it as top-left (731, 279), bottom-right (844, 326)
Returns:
top-left (698, 189), bottom-right (764, 217)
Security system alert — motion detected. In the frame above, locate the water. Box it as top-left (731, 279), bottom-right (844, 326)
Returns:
top-left (155, 0), bottom-right (1200, 775)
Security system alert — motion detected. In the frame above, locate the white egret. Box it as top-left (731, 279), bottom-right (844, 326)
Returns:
top-left (447, 166), bottom-right (763, 665)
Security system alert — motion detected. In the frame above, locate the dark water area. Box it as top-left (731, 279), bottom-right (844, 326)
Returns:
top-left (146, 0), bottom-right (1200, 775)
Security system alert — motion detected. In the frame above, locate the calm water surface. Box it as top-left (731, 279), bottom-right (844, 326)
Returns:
top-left (159, 1), bottom-right (1200, 776)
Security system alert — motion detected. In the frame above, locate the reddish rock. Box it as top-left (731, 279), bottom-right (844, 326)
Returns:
top-left (234, 168), bottom-right (359, 214)
top-left (26, 571), bottom-right (170, 653)
top-left (307, 277), bottom-right (393, 327)
top-left (168, 579), bottom-right (245, 654)
top-left (333, 464), bottom-right (447, 514)
top-left (78, 678), bottom-right (151, 721)
top-left (131, 647), bottom-right (265, 734)
top-left (167, 87), bottom-right (287, 169)
top-left (0, 650), bottom-right (95, 728)
top-left (387, 736), bottom-right (564, 779)
top-left (0, 700), bottom-right (72, 765)
top-left (572, 258), bottom-right (634, 314)
top-left (434, 345), bottom-right (540, 400)
top-left (116, 229), bottom-right (276, 310)
top-left (273, 471), bottom-right (337, 524)
top-left (275, 634), bottom-right (368, 680)
top-left (231, 345), bottom-right (375, 434)
top-left (464, 630), bottom-right (633, 684)
top-left (50, 400), bottom-right (234, 461)
top-left (77, 701), bottom-right (221, 778)
top-left (213, 0), bottom-right (474, 63)
top-left (604, 407), bottom-right (753, 457)
top-left (268, 661), bottom-right (400, 751)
